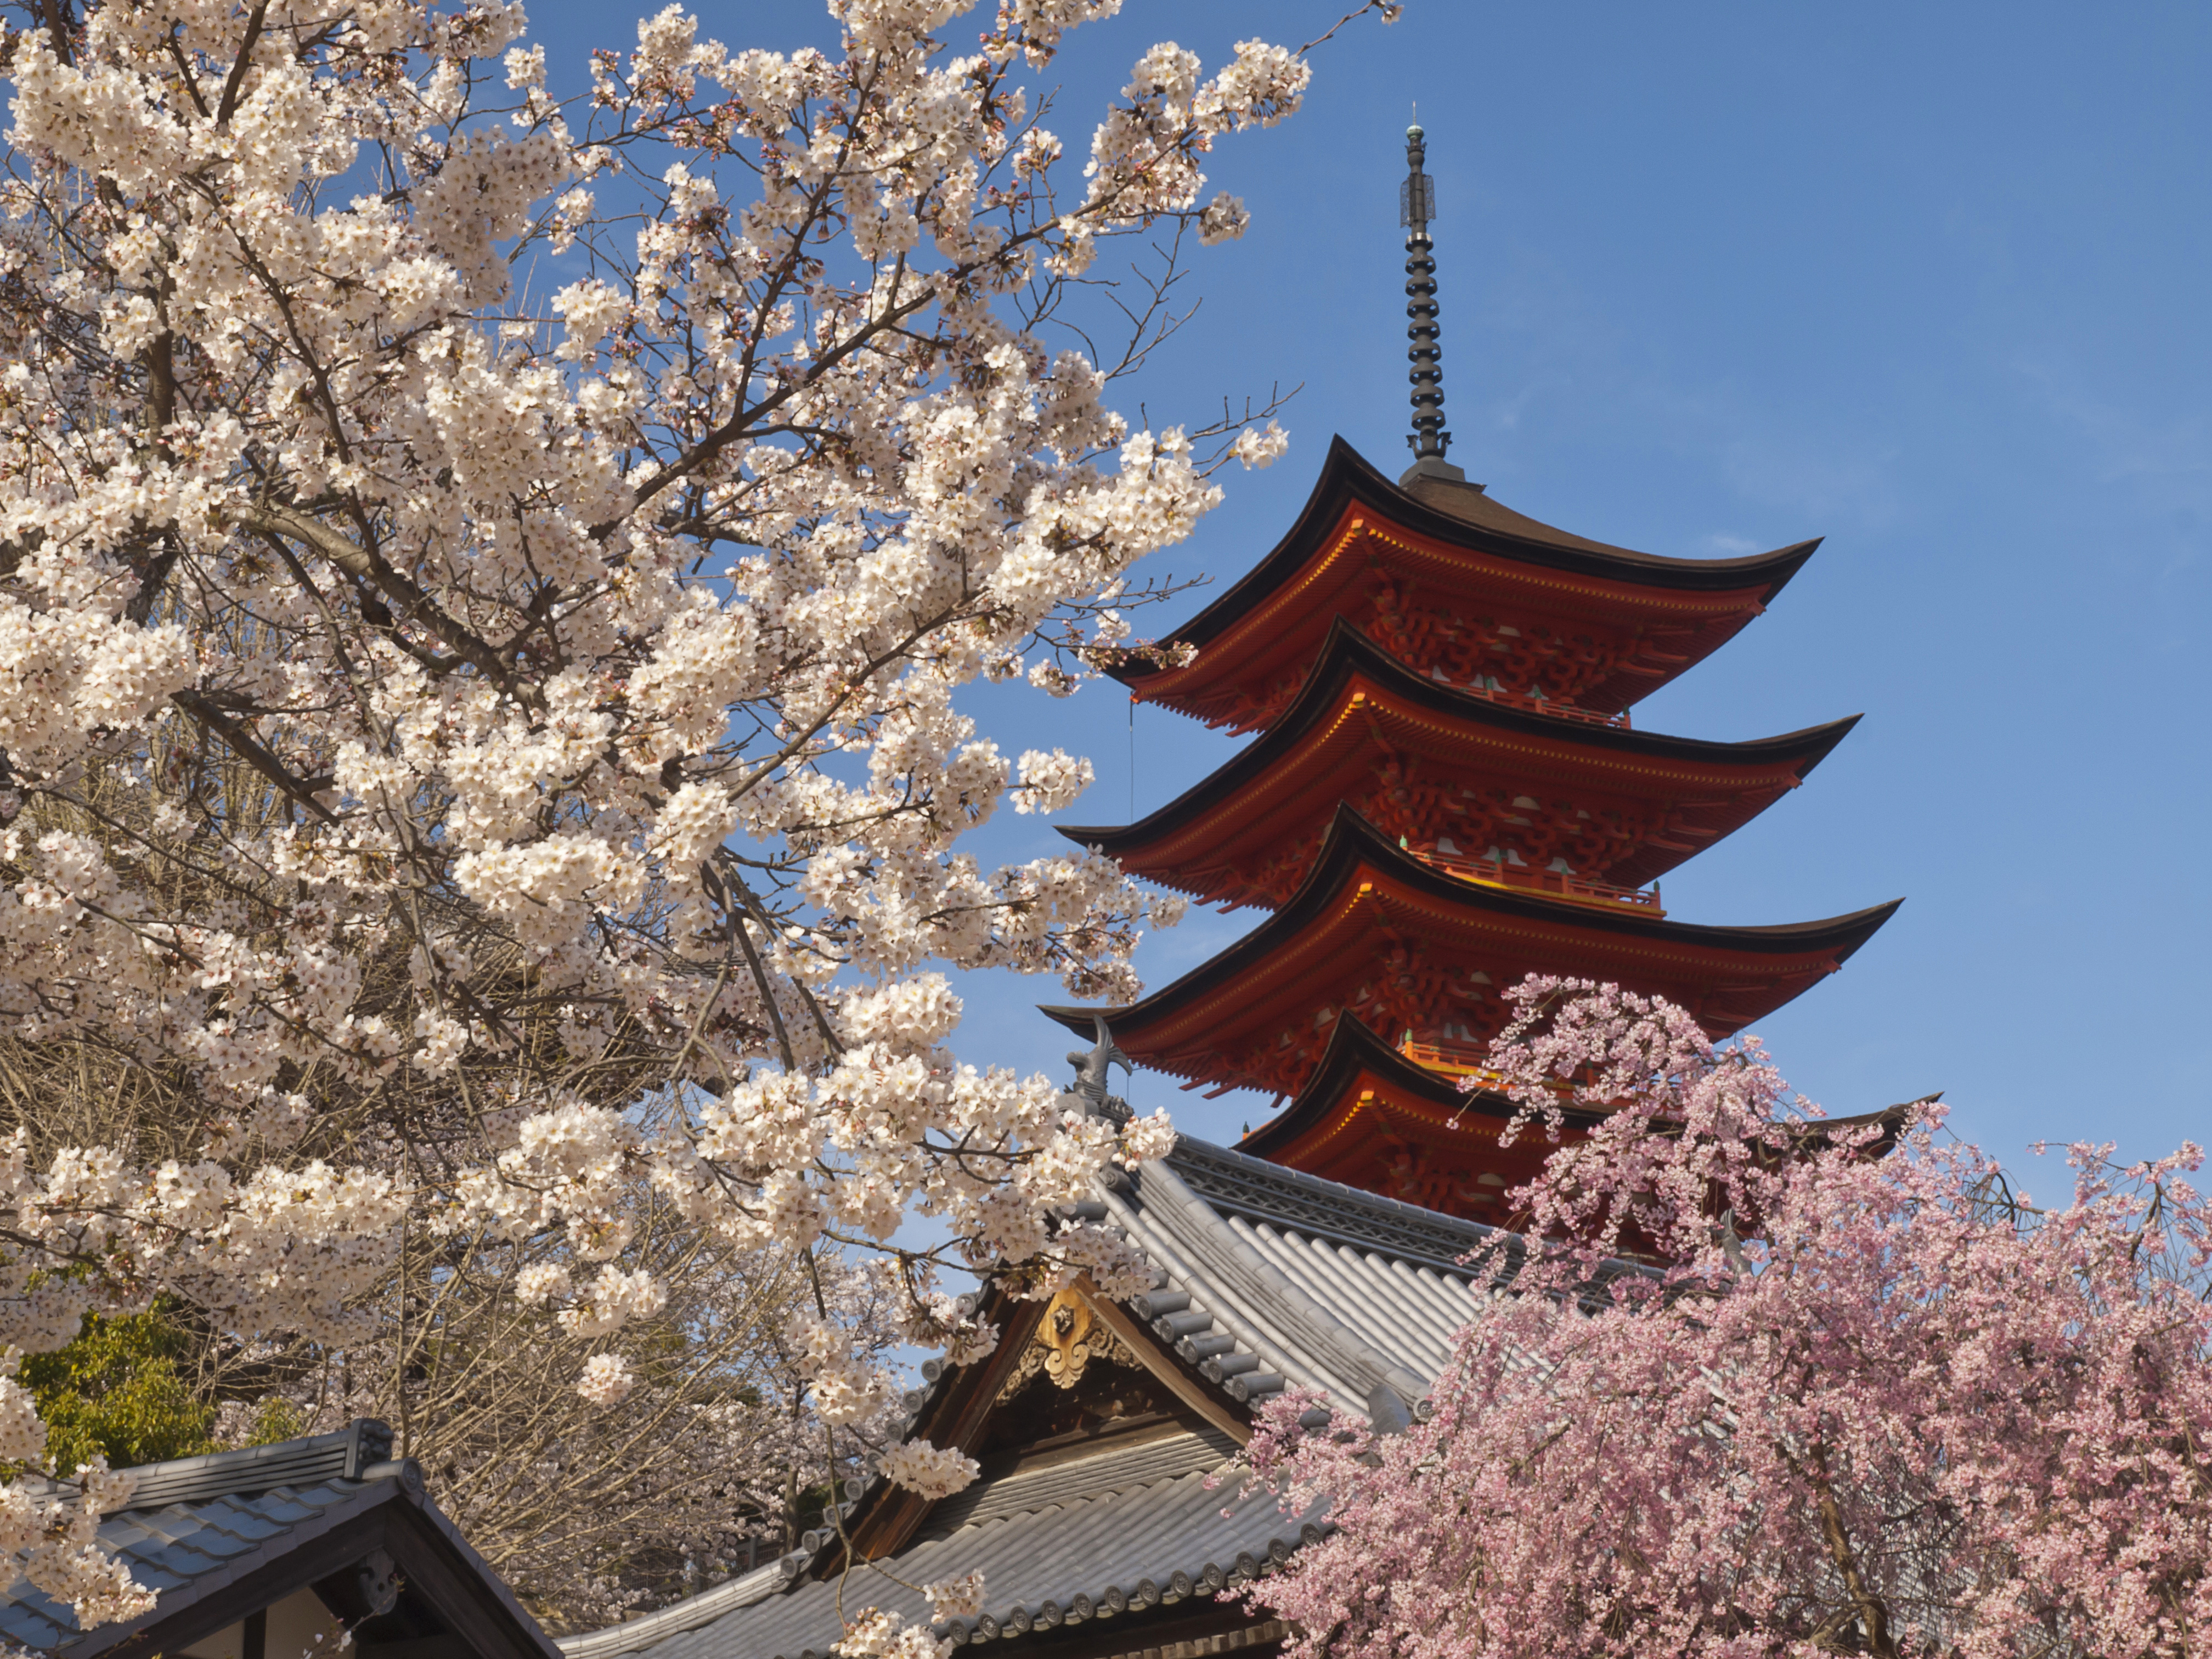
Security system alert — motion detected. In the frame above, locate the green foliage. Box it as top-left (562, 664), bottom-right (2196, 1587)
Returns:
top-left (19, 1307), bottom-right (214, 1472)
top-left (244, 1396), bottom-right (308, 1447)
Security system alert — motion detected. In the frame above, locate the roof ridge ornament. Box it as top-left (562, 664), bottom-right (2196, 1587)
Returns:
top-left (1398, 122), bottom-right (1465, 488)
top-left (1066, 1014), bottom-right (1134, 1123)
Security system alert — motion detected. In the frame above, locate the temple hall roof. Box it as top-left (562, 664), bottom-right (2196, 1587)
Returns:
top-left (557, 1135), bottom-right (1528, 1659)
top-left (563, 1445), bottom-right (1311, 1659)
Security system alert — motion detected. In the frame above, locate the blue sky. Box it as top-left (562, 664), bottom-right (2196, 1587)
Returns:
top-left (533, 2), bottom-right (2212, 1183)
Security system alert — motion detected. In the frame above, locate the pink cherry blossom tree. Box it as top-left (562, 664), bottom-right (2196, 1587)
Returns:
top-left (1246, 979), bottom-right (2212, 1659)
top-left (0, 0), bottom-right (1397, 1627)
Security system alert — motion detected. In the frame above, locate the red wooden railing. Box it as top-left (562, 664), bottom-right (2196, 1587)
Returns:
top-left (1421, 851), bottom-right (1663, 915)
top-left (1462, 684), bottom-right (1630, 729)
top-left (1396, 1039), bottom-right (1498, 1079)
top-left (1395, 1040), bottom-right (1581, 1102)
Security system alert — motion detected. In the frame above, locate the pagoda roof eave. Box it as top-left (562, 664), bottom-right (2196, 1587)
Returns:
top-left (1108, 436), bottom-right (1821, 681)
top-left (1061, 618), bottom-right (1860, 888)
top-left (1231, 1018), bottom-right (1928, 1214)
top-left (1233, 1015), bottom-right (1606, 1160)
top-left (1040, 804), bottom-right (1903, 1082)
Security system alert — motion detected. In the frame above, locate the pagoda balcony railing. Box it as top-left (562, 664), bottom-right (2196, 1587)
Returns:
top-left (1396, 1038), bottom-right (1500, 1081)
top-left (1397, 1038), bottom-right (1581, 1103)
top-left (1463, 684), bottom-right (1630, 730)
top-left (1421, 851), bottom-right (1664, 916)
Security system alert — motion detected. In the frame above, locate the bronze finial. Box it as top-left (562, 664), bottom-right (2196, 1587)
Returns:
top-left (1400, 121), bottom-right (1463, 484)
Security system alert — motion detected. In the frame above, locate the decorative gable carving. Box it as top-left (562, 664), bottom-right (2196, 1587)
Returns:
top-left (995, 1287), bottom-right (1142, 1400)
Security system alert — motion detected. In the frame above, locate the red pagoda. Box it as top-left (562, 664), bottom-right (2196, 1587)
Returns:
top-left (1045, 124), bottom-right (1899, 1222)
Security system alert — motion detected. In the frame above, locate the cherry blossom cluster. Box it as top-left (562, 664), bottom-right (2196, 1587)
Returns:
top-left (0, 1353), bottom-right (151, 1628)
top-left (1248, 980), bottom-right (2212, 1659)
top-left (831, 1606), bottom-right (944, 1659)
top-left (0, 1470), bottom-right (154, 1633)
top-left (874, 1438), bottom-right (979, 1501)
top-left (575, 1352), bottom-right (637, 1406)
top-left (922, 1569), bottom-right (986, 1621)
top-left (0, 1126), bottom-right (403, 1350)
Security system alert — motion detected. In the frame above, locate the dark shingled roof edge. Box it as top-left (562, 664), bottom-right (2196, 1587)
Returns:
top-left (1112, 435), bottom-right (1821, 669)
top-left (1042, 803), bottom-right (1904, 1056)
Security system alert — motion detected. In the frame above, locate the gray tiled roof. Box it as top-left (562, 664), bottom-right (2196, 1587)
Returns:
top-left (1108, 1138), bottom-right (1509, 1429)
top-left (918, 1428), bottom-right (1236, 1536)
top-left (568, 1436), bottom-right (1321, 1659)
top-left (112, 1421), bottom-right (396, 1510)
top-left (1, 1425), bottom-right (557, 1659)
top-left (563, 1133), bottom-right (1514, 1659)
top-left (1164, 1139), bottom-right (1508, 1278)
top-left (556, 1566), bottom-right (793, 1659)
top-left (1, 1473), bottom-right (394, 1654)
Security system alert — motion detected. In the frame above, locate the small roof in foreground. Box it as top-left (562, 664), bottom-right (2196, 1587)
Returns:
top-left (1, 1423), bottom-right (556, 1659)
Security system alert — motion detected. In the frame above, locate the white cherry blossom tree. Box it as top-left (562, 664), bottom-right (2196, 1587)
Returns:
top-left (204, 1221), bottom-right (906, 1631)
top-left (0, 0), bottom-right (1391, 1625)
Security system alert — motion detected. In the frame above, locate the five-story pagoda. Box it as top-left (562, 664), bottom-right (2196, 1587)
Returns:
top-left (1046, 126), bottom-right (1899, 1221)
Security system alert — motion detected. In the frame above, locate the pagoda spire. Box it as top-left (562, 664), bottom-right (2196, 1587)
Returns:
top-left (1401, 121), bottom-right (1462, 484)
